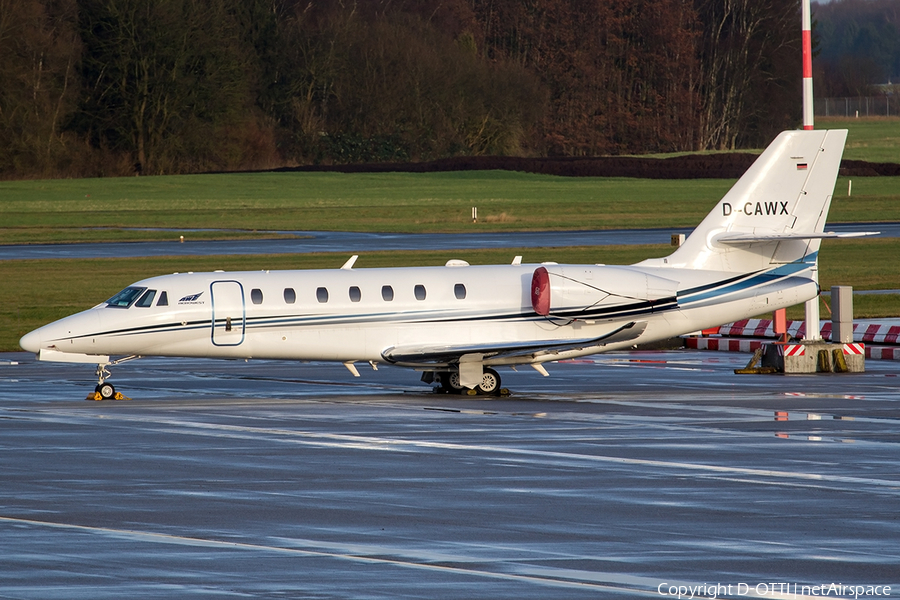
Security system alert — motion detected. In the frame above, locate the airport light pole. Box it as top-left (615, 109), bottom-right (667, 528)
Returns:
top-left (801, 0), bottom-right (821, 341)
top-left (802, 0), bottom-right (814, 132)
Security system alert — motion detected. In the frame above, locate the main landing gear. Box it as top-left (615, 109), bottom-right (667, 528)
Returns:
top-left (87, 356), bottom-right (140, 401)
top-left (434, 368), bottom-right (506, 396)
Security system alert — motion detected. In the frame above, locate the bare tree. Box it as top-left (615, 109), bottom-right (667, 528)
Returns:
top-left (72, 0), bottom-right (252, 174)
top-left (0, 0), bottom-right (80, 178)
top-left (694, 0), bottom-right (800, 150)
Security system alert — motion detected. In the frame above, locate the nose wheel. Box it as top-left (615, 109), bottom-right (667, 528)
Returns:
top-left (87, 356), bottom-right (140, 401)
top-left (94, 381), bottom-right (117, 400)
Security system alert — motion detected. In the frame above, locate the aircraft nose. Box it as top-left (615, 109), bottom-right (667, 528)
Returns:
top-left (19, 328), bottom-right (44, 353)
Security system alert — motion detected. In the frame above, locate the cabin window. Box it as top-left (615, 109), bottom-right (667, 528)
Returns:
top-left (251, 288), bottom-right (263, 305)
top-left (382, 285), bottom-right (394, 301)
top-left (135, 289), bottom-right (157, 308)
top-left (317, 287), bottom-right (329, 303)
top-left (414, 284), bottom-right (426, 301)
top-left (284, 288), bottom-right (296, 304)
top-left (349, 286), bottom-right (361, 302)
top-left (454, 283), bottom-right (466, 300)
top-left (156, 291), bottom-right (168, 307)
top-left (106, 286), bottom-right (146, 308)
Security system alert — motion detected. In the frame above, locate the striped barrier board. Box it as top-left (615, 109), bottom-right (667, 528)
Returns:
top-left (784, 344), bottom-right (805, 357)
top-left (844, 343), bottom-right (864, 355)
top-left (684, 337), bottom-right (891, 361)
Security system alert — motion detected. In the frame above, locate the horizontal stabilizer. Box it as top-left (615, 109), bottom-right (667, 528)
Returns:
top-left (714, 231), bottom-right (880, 246)
top-left (382, 321), bottom-right (646, 365)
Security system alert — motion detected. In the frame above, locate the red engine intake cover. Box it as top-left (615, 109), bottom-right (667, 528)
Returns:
top-left (531, 267), bottom-right (550, 316)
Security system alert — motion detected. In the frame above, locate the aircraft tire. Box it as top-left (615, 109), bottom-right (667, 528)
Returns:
top-left (477, 369), bottom-right (501, 395)
top-left (446, 372), bottom-right (465, 393)
top-left (96, 382), bottom-right (116, 400)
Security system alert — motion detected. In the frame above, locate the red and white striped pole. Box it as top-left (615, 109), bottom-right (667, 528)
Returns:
top-left (800, 0), bottom-right (821, 341)
top-left (802, 0), bottom-right (814, 130)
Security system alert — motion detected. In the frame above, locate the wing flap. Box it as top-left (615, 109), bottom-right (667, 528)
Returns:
top-left (382, 321), bottom-right (646, 365)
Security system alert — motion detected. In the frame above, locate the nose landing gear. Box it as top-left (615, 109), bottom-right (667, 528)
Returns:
top-left (87, 356), bottom-right (140, 401)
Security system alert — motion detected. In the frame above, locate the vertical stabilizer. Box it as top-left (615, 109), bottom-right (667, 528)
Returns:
top-left (660, 129), bottom-right (847, 272)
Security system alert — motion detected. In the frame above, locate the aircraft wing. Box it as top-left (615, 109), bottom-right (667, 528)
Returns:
top-left (714, 231), bottom-right (879, 245)
top-left (381, 321), bottom-right (647, 366)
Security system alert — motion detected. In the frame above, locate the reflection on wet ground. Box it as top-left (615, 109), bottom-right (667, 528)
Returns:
top-left (1, 350), bottom-right (898, 598)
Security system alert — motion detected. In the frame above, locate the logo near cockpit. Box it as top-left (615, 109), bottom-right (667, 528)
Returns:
top-left (178, 292), bottom-right (205, 305)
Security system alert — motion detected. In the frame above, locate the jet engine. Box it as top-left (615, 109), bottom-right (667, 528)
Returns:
top-left (530, 265), bottom-right (678, 317)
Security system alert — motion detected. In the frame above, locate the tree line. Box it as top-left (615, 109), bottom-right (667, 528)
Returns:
top-left (1, 0), bottom-right (804, 179)
top-left (811, 0), bottom-right (900, 98)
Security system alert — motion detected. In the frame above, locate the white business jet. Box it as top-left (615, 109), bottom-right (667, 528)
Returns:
top-left (20, 129), bottom-right (869, 398)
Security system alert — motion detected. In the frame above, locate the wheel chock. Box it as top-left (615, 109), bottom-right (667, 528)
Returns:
top-left (734, 366), bottom-right (778, 374)
top-left (86, 391), bottom-right (131, 401)
top-left (499, 388), bottom-right (511, 396)
top-left (832, 348), bottom-right (849, 373)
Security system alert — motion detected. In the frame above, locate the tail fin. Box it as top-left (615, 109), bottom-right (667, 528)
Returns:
top-left (662, 129), bottom-right (850, 272)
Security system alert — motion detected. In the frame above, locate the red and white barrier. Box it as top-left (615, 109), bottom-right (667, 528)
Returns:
top-left (685, 318), bottom-right (900, 360)
top-left (685, 337), bottom-right (878, 359)
top-left (702, 319), bottom-right (900, 346)
top-left (684, 338), bottom-right (766, 353)
top-left (867, 346), bottom-right (900, 360)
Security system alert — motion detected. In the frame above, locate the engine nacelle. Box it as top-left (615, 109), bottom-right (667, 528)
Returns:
top-left (531, 265), bottom-right (678, 317)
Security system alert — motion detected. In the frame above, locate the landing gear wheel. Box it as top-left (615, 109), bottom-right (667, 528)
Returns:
top-left (96, 382), bottom-right (116, 400)
top-left (477, 368), bottom-right (501, 395)
top-left (443, 372), bottom-right (464, 394)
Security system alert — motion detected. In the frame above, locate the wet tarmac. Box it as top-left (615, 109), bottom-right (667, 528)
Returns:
top-left (2, 221), bottom-right (895, 261)
top-left (1, 350), bottom-right (898, 599)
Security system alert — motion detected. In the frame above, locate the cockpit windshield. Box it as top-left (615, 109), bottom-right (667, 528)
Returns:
top-left (106, 286), bottom-right (147, 308)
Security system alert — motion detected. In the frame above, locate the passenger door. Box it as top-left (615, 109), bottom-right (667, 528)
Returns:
top-left (210, 281), bottom-right (245, 346)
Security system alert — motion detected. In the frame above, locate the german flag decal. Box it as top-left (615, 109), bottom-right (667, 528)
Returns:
top-left (796, 163), bottom-right (808, 170)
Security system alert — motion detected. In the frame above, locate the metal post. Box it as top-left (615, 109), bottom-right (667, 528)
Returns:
top-left (832, 286), bottom-right (854, 344)
top-left (804, 296), bottom-right (821, 341)
top-left (801, 0), bottom-right (819, 338)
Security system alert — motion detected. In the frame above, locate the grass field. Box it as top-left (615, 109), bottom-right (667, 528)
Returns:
top-left (641, 116), bottom-right (900, 163)
top-left (817, 116), bottom-right (900, 163)
top-left (1, 170), bottom-right (898, 245)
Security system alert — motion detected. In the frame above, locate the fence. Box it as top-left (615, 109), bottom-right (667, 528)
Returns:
top-left (815, 96), bottom-right (899, 117)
